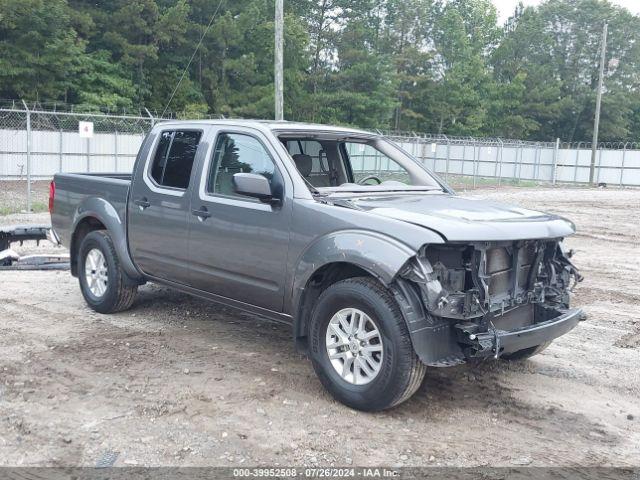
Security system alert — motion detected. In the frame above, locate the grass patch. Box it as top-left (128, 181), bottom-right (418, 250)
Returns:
top-left (0, 201), bottom-right (48, 216)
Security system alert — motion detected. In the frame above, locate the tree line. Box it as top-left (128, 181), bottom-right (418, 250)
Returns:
top-left (1, 0), bottom-right (639, 142)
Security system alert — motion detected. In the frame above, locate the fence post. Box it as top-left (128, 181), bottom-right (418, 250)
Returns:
top-left (472, 139), bottom-right (477, 188)
top-left (21, 100), bottom-right (32, 212)
top-left (552, 138), bottom-right (560, 185)
top-left (461, 144), bottom-right (466, 181)
top-left (573, 142), bottom-right (582, 183)
top-left (535, 143), bottom-right (542, 181)
top-left (444, 135), bottom-right (450, 182)
top-left (517, 145), bottom-right (523, 184)
top-left (59, 129), bottom-right (64, 173)
top-left (114, 130), bottom-right (119, 172)
top-left (619, 142), bottom-right (628, 187)
top-left (86, 137), bottom-right (91, 173)
top-left (497, 139), bottom-right (504, 187)
top-left (596, 145), bottom-right (603, 184)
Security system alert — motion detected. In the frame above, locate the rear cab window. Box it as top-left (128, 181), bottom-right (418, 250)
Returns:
top-left (149, 130), bottom-right (202, 190)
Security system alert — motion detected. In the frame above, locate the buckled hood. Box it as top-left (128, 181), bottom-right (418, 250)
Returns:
top-left (334, 193), bottom-right (575, 242)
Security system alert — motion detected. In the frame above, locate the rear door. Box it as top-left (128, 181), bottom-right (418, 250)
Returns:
top-left (187, 127), bottom-right (292, 312)
top-left (128, 127), bottom-right (206, 284)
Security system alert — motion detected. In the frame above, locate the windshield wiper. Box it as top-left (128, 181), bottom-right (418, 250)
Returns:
top-left (325, 187), bottom-right (442, 194)
top-left (302, 177), bottom-right (326, 196)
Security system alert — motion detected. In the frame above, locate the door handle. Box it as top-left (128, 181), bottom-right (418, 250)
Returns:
top-left (192, 206), bottom-right (211, 221)
top-left (134, 197), bottom-right (151, 210)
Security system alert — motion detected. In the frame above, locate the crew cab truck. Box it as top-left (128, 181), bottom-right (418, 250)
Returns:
top-left (50, 120), bottom-right (583, 411)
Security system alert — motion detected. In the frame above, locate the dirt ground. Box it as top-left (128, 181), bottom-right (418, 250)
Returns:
top-left (0, 186), bottom-right (639, 468)
top-left (0, 180), bottom-right (50, 214)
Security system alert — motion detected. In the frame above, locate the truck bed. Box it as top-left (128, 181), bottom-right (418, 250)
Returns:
top-left (51, 172), bottom-right (132, 249)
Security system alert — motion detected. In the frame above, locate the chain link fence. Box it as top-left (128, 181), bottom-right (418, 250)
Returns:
top-left (0, 103), bottom-right (158, 211)
top-left (383, 132), bottom-right (640, 188)
top-left (1, 104), bottom-right (639, 212)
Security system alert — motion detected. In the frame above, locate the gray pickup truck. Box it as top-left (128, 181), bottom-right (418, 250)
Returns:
top-left (50, 120), bottom-right (583, 411)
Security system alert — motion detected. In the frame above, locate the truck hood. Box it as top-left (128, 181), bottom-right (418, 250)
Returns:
top-left (334, 193), bottom-right (575, 242)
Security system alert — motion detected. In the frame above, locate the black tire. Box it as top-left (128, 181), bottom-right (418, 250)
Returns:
top-left (308, 277), bottom-right (426, 411)
top-left (78, 230), bottom-right (137, 314)
top-left (501, 341), bottom-right (551, 361)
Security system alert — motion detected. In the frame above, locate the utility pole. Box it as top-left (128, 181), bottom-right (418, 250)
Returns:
top-left (275, 0), bottom-right (284, 121)
top-left (589, 22), bottom-right (608, 185)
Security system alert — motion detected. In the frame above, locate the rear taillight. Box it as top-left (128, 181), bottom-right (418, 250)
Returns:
top-left (49, 180), bottom-right (55, 213)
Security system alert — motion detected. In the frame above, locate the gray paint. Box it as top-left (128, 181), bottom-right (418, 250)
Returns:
top-left (187, 125), bottom-right (294, 311)
top-left (341, 193), bottom-right (575, 242)
top-left (127, 128), bottom-right (207, 285)
top-left (50, 173), bottom-right (141, 280)
top-left (51, 119), bottom-right (577, 325)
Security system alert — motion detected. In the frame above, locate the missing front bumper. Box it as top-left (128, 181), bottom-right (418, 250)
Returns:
top-left (405, 305), bottom-right (584, 366)
top-left (458, 306), bottom-right (584, 358)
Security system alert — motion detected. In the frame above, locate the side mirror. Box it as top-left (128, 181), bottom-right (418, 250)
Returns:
top-left (232, 173), bottom-right (280, 205)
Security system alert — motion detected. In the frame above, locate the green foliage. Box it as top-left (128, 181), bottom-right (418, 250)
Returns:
top-left (1, 0), bottom-right (640, 142)
top-left (73, 51), bottom-right (136, 111)
top-left (0, 0), bottom-right (84, 101)
top-left (492, 0), bottom-right (640, 141)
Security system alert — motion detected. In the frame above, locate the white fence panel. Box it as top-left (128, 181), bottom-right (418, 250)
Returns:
top-left (2, 108), bottom-right (640, 187)
top-left (1, 128), bottom-right (145, 178)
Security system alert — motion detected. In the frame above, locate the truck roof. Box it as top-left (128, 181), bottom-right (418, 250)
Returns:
top-left (154, 119), bottom-right (377, 137)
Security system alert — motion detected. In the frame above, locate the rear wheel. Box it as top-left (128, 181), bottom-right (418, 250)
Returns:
top-left (78, 230), bottom-right (137, 314)
top-left (501, 341), bottom-right (551, 361)
top-left (309, 277), bottom-right (426, 411)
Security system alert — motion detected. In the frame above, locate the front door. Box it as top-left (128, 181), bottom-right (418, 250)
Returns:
top-left (128, 128), bottom-right (205, 284)
top-left (187, 128), bottom-right (291, 312)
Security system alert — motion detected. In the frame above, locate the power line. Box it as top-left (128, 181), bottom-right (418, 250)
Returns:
top-left (161, 0), bottom-right (226, 119)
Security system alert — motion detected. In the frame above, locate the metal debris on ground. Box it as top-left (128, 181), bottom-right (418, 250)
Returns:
top-left (0, 224), bottom-right (69, 270)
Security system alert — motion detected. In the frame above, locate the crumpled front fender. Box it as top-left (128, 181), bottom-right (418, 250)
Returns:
top-left (292, 229), bottom-right (418, 293)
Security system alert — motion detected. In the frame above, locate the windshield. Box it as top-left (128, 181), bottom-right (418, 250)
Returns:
top-left (279, 134), bottom-right (446, 193)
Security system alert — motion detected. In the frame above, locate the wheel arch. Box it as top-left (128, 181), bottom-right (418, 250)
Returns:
top-left (290, 230), bottom-right (418, 351)
top-left (70, 216), bottom-right (106, 276)
top-left (70, 197), bottom-right (143, 283)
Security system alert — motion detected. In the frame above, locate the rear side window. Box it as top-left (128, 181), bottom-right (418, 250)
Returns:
top-left (150, 130), bottom-right (202, 189)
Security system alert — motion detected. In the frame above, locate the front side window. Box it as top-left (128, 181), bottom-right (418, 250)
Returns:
top-left (150, 130), bottom-right (202, 189)
top-left (207, 133), bottom-right (276, 198)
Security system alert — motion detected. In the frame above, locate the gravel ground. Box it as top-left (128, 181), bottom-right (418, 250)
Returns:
top-left (0, 186), bottom-right (639, 467)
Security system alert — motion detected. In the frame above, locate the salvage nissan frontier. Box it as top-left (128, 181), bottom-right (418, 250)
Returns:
top-left (50, 120), bottom-right (583, 411)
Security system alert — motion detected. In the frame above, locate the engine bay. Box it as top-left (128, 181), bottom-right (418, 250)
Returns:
top-left (398, 239), bottom-right (584, 362)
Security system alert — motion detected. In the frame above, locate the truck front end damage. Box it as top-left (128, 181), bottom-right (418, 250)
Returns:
top-left (394, 239), bottom-right (584, 366)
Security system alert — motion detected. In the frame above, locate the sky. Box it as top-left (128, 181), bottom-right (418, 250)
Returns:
top-left (493, 0), bottom-right (640, 22)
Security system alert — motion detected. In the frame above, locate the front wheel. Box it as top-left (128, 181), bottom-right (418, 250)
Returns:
top-left (78, 230), bottom-right (137, 314)
top-left (309, 277), bottom-right (426, 411)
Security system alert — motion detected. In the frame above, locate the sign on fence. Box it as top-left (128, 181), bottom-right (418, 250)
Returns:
top-left (78, 121), bottom-right (94, 138)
